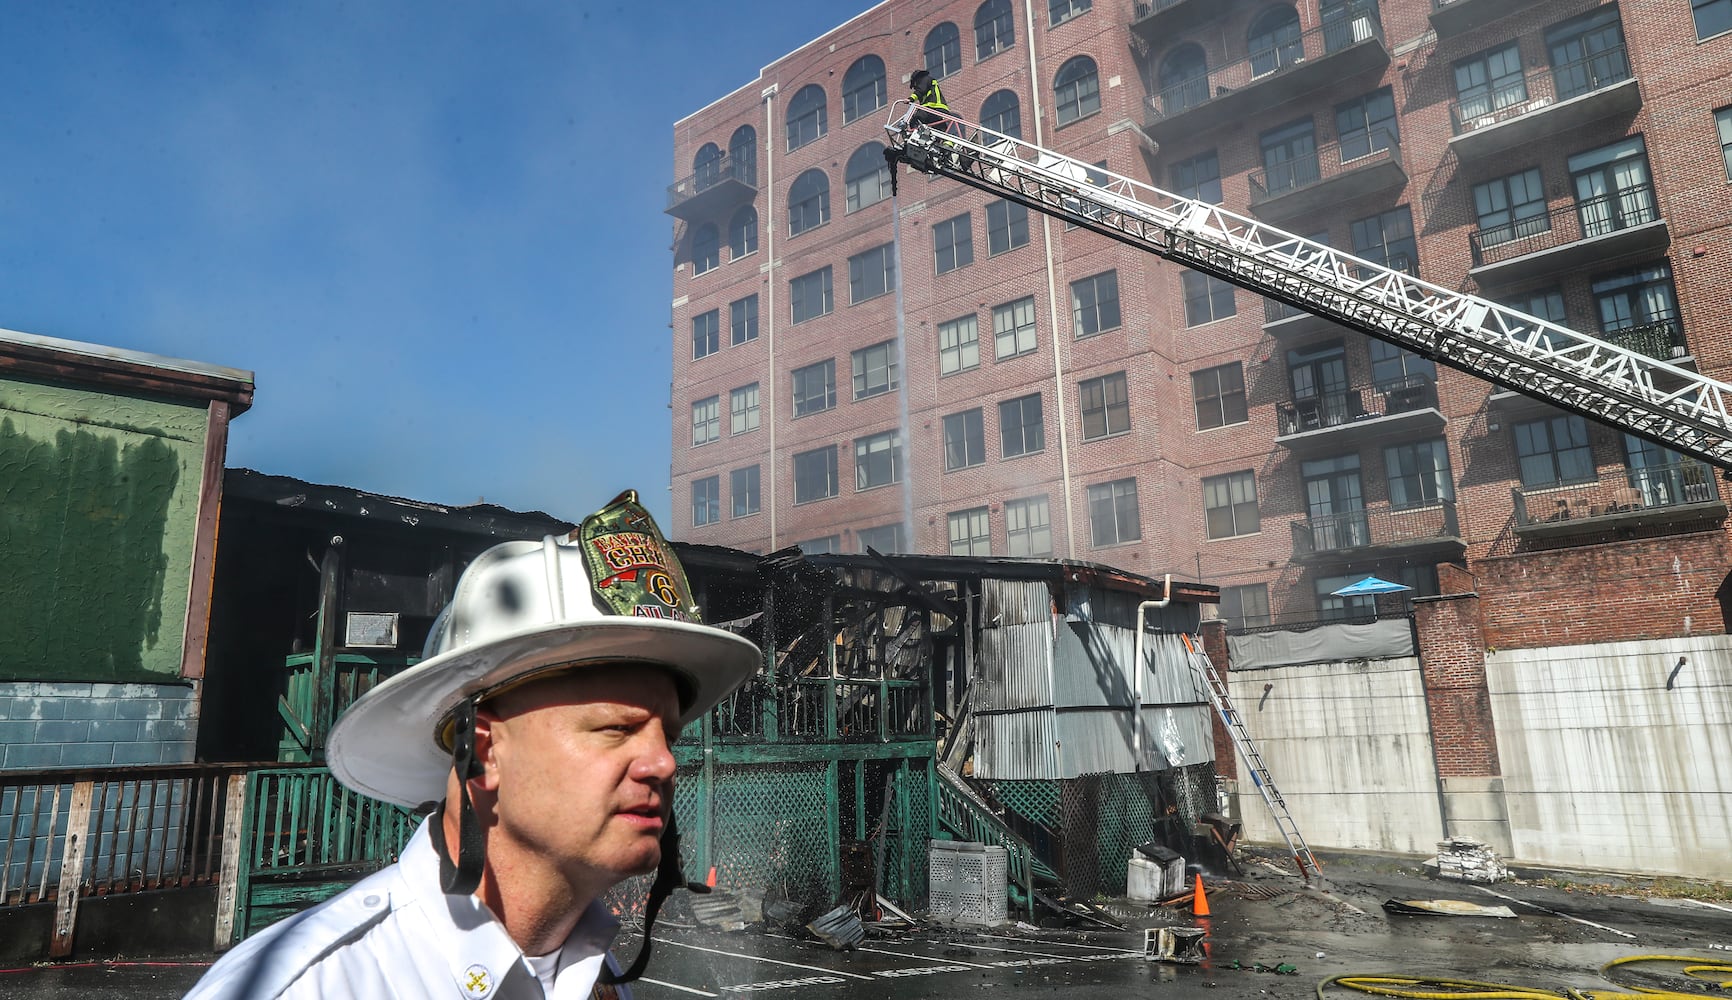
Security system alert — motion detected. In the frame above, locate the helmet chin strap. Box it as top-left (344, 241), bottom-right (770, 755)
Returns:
top-left (600, 811), bottom-right (708, 985)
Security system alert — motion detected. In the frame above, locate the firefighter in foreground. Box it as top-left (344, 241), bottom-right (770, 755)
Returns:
top-left (186, 490), bottom-right (760, 999)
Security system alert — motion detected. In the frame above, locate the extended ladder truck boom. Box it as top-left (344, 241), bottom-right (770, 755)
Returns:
top-left (883, 103), bottom-right (1732, 472)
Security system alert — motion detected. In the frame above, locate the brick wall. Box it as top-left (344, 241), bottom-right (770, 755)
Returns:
top-left (1413, 592), bottom-right (1500, 778)
top-left (0, 682), bottom-right (198, 769)
top-left (1200, 619), bottom-right (1236, 780)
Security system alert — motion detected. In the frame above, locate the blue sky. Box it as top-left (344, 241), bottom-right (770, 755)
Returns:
top-left (0, 2), bottom-right (855, 524)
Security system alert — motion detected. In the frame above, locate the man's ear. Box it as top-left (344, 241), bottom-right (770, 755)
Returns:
top-left (471, 706), bottom-right (506, 792)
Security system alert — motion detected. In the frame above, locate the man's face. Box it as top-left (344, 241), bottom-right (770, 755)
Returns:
top-left (478, 665), bottom-right (682, 892)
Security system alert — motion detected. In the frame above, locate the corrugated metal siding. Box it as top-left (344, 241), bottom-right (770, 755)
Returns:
top-left (1141, 632), bottom-right (1208, 706)
top-left (1054, 708), bottom-right (1137, 776)
top-left (974, 710), bottom-right (1060, 780)
top-left (983, 579), bottom-right (1053, 626)
top-left (1051, 621), bottom-right (1133, 709)
top-left (976, 619), bottom-right (1053, 712)
top-left (1139, 705), bottom-right (1215, 768)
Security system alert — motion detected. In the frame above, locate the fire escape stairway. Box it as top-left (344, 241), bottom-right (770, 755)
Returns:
top-left (934, 763), bottom-right (1060, 904)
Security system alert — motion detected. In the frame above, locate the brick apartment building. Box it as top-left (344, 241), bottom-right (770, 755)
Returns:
top-left (665, 0), bottom-right (1732, 639)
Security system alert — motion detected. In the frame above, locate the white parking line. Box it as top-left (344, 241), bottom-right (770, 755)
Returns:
top-left (926, 939), bottom-right (1128, 961)
top-left (848, 945), bottom-right (997, 970)
top-left (656, 939), bottom-right (877, 980)
top-left (969, 932), bottom-right (1142, 955)
top-left (639, 977), bottom-right (720, 997)
top-left (1468, 885), bottom-right (1636, 940)
top-left (1684, 899), bottom-right (1732, 915)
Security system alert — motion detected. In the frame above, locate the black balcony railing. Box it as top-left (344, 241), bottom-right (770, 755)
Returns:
top-left (666, 152), bottom-right (757, 213)
top-left (1449, 44), bottom-right (1631, 136)
top-left (1248, 130), bottom-right (1400, 204)
top-left (1147, 7), bottom-right (1384, 124)
top-left (1265, 297), bottom-right (1307, 324)
top-left (1512, 458), bottom-right (1722, 531)
top-left (1602, 318), bottom-right (1687, 360)
top-left (1469, 183), bottom-right (1660, 267)
top-left (1276, 377), bottom-right (1439, 437)
top-left (1291, 499), bottom-right (1462, 559)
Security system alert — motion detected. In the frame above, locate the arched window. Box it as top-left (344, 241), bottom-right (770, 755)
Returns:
top-left (729, 205), bottom-right (758, 259)
top-left (1248, 5), bottom-right (1303, 77)
top-left (925, 23), bottom-right (962, 79)
top-left (1050, 0), bottom-right (1091, 26)
top-left (842, 55), bottom-right (887, 124)
top-left (845, 143), bottom-right (892, 212)
top-left (975, 0), bottom-right (1015, 59)
top-left (693, 142), bottom-right (722, 190)
top-left (1157, 44), bottom-right (1209, 115)
top-left (692, 222), bottom-right (720, 275)
top-left (729, 125), bottom-right (757, 186)
top-left (980, 90), bottom-right (1022, 139)
top-left (1054, 56), bottom-right (1100, 125)
top-left (786, 84), bottom-right (827, 152)
top-left (788, 169), bottom-right (831, 236)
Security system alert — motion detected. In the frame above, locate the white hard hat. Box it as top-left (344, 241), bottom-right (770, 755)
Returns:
top-left (327, 490), bottom-right (760, 808)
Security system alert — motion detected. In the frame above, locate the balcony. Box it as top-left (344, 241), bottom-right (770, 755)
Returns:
top-left (1468, 186), bottom-right (1669, 286)
top-left (1144, 11), bottom-right (1388, 143)
top-left (665, 152), bottom-right (757, 221)
top-left (1263, 297), bottom-right (1341, 342)
top-left (1291, 500), bottom-right (1464, 563)
top-left (1275, 377), bottom-right (1446, 452)
top-left (1130, 0), bottom-right (1244, 42)
top-left (1429, 0), bottom-right (1533, 39)
top-left (1448, 48), bottom-right (1639, 159)
top-left (1512, 459), bottom-right (1726, 540)
top-left (1247, 131), bottom-right (1406, 220)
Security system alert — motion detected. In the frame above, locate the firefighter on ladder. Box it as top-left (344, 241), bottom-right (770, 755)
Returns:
top-left (888, 68), bottom-right (953, 137)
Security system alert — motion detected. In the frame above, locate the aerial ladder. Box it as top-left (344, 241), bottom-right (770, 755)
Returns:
top-left (882, 103), bottom-right (1732, 472)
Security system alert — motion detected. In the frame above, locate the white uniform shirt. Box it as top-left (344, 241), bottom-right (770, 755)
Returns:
top-left (187, 819), bottom-right (631, 1000)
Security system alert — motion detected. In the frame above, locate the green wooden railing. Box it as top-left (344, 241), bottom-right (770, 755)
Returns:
top-left (935, 764), bottom-right (1056, 910)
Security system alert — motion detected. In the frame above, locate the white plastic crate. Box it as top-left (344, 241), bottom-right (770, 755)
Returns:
top-left (928, 840), bottom-right (1008, 925)
top-left (1126, 855), bottom-right (1187, 902)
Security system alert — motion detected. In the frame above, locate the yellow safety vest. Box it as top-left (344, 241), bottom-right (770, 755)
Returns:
top-left (912, 79), bottom-right (948, 111)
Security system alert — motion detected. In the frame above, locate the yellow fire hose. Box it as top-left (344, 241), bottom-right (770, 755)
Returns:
top-left (1316, 955), bottom-right (1732, 999)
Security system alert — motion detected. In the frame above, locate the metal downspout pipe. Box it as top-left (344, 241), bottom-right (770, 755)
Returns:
top-left (762, 84), bottom-right (779, 548)
top-left (1131, 574), bottom-right (1174, 771)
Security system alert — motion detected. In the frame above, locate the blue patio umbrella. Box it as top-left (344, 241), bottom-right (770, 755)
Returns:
top-left (1331, 575), bottom-right (1413, 597)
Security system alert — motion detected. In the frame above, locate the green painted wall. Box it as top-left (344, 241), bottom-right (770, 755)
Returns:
top-left (0, 376), bottom-right (207, 682)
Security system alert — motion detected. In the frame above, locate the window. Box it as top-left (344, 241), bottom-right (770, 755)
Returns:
top-left (845, 143), bottom-right (892, 213)
top-left (691, 396), bottom-right (720, 446)
top-left (986, 200), bottom-right (1029, 254)
top-left (730, 294), bottom-right (758, 346)
top-left (1156, 44), bottom-right (1208, 115)
top-left (1569, 136), bottom-right (1655, 238)
top-left (692, 476), bottom-right (720, 526)
top-left (849, 243), bottom-right (896, 303)
top-left (731, 466), bottom-right (760, 518)
top-left (1248, 5), bottom-right (1303, 77)
top-left (980, 90), bottom-right (1021, 139)
top-left (1192, 363), bottom-right (1247, 430)
top-left (1453, 42), bottom-right (1525, 122)
top-left (1170, 151), bottom-right (1222, 204)
top-left (794, 445), bottom-right (840, 503)
top-left (729, 125), bottom-right (757, 185)
top-left (786, 84), bottom-right (827, 151)
top-left (1593, 263), bottom-right (1682, 359)
top-left (1719, 108), bottom-right (1732, 181)
top-left (1005, 496), bottom-right (1052, 556)
top-left (855, 430), bottom-right (902, 490)
top-left (925, 22), bottom-right (962, 78)
top-left (1369, 339), bottom-right (1435, 390)
top-left (1321, 0), bottom-right (1378, 53)
top-left (692, 223), bottom-right (719, 275)
top-left (1070, 271), bottom-right (1120, 337)
top-left (790, 266), bottom-right (833, 324)
top-left (693, 143), bottom-right (722, 189)
top-left (842, 55), bottom-right (887, 124)
top-left (1050, 0), bottom-right (1090, 26)
top-left (1259, 119), bottom-right (1319, 194)
top-left (1079, 371), bottom-right (1129, 440)
top-left (1697, 0), bottom-right (1732, 39)
top-left (933, 214), bottom-right (974, 274)
top-left (788, 169), bottom-right (830, 236)
top-left (1053, 56), bottom-right (1099, 124)
top-left (999, 393), bottom-right (1045, 457)
top-left (1500, 288), bottom-right (1574, 351)
top-left (1385, 439), bottom-right (1454, 509)
top-left (728, 206), bottom-right (758, 259)
top-left (858, 524), bottom-right (907, 554)
top-left (1203, 471), bottom-right (1259, 539)
top-left (1473, 168), bottom-right (1548, 247)
top-left (730, 383), bottom-right (760, 434)
top-left (1335, 87), bottom-right (1397, 162)
top-left (1302, 454), bottom-right (1365, 550)
top-left (1316, 572), bottom-right (1376, 619)
top-left (798, 535), bottom-right (841, 554)
top-left (976, 0), bottom-right (1015, 59)
top-left (1546, 6), bottom-right (1629, 101)
top-left (792, 359), bottom-right (836, 417)
top-left (1088, 478), bottom-right (1141, 546)
top-left (1514, 415), bottom-right (1593, 487)
top-left (1182, 270), bottom-right (1236, 326)
top-left (1219, 584), bottom-right (1270, 629)
top-left (852, 340), bottom-right (900, 400)
top-left (949, 508), bottom-right (992, 556)
top-left (692, 309), bottom-right (720, 359)
top-left (1351, 205), bottom-right (1417, 275)
top-left (938, 315), bottom-right (980, 375)
top-left (993, 297), bottom-right (1038, 359)
top-left (944, 409), bottom-right (985, 471)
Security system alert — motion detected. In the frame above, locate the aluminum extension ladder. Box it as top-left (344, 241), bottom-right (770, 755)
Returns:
top-left (1180, 634), bottom-right (1324, 884)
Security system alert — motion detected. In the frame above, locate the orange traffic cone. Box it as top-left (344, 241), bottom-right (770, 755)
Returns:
top-left (1191, 874), bottom-right (1210, 917)
top-left (706, 866), bottom-right (718, 888)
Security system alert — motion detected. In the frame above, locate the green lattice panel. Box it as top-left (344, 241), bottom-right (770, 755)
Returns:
top-left (604, 766), bottom-right (705, 921)
top-left (880, 761), bottom-right (932, 909)
top-left (987, 779), bottom-right (1061, 829)
top-left (711, 762), bottom-right (835, 903)
top-left (1093, 774), bottom-right (1161, 897)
